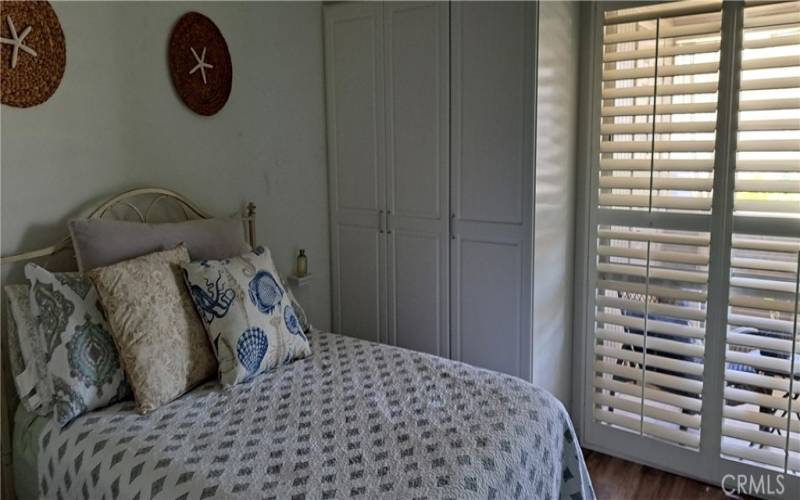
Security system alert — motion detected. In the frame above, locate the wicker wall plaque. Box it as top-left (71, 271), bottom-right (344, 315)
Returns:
top-left (0, 0), bottom-right (66, 108)
top-left (168, 12), bottom-right (232, 116)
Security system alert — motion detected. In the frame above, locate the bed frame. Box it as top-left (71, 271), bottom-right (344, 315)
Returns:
top-left (0, 187), bottom-right (256, 500)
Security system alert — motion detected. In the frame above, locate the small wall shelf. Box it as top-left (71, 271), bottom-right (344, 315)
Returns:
top-left (287, 274), bottom-right (313, 288)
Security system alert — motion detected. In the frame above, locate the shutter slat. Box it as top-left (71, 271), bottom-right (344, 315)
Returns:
top-left (595, 327), bottom-right (706, 357)
top-left (737, 139), bottom-right (800, 151)
top-left (724, 368), bottom-right (789, 392)
top-left (740, 76), bottom-right (800, 91)
top-left (597, 262), bottom-right (709, 284)
top-left (723, 386), bottom-right (789, 412)
top-left (735, 179), bottom-right (800, 193)
top-left (743, 10), bottom-right (800, 29)
top-left (604, 20), bottom-right (722, 44)
top-left (594, 393), bottom-right (702, 429)
top-left (600, 159), bottom-right (716, 171)
top-left (595, 377), bottom-right (702, 412)
top-left (597, 228), bottom-right (710, 245)
top-left (732, 236), bottom-right (800, 252)
top-left (603, 0), bottom-right (722, 25)
top-left (602, 61), bottom-right (720, 81)
top-left (726, 330), bottom-right (798, 356)
top-left (597, 245), bottom-right (710, 266)
top-left (730, 276), bottom-right (799, 293)
top-left (742, 54), bottom-right (800, 71)
top-left (735, 159), bottom-right (800, 171)
top-left (600, 140), bottom-right (716, 153)
top-left (602, 101), bottom-right (718, 117)
top-left (603, 41), bottom-right (721, 63)
top-left (599, 176), bottom-right (714, 191)
top-left (603, 81), bottom-right (719, 99)
top-left (729, 293), bottom-right (796, 313)
top-left (723, 405), bottom-right (800, 431)
top-left (595, 360), bottom-right (704, 394)
top-left (597, 279), bottom-right (709, 302)
top-left (738, 118), bottom-right (800, 131)
top-left (733, 199), bottom-right (800, 214)
top-left (599, 193), bottom-right (713, 210)
top-left (742, 32), bottom-right (800, 49)
top-left (596, 311), bottom-right (706, 339)
top-left (739, 97), bottom-right (800, 111)
top-left (721, 441), bottom-right (799, 471)
top-left (601, 121), bottom-right (718, 134)
top-left (731, 255), bottom-right (799, 272)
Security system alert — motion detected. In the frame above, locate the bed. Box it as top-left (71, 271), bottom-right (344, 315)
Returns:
top-left (2, 188), bottom-right (593, 499)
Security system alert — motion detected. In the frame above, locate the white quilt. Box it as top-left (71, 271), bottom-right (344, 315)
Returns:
top-left (38, 332), bottom-right (594, 499)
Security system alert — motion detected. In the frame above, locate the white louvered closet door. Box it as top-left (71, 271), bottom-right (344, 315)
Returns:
top-left (584, 0), bottom-right (800, 492)
top-left (592, 0), bottom-right (722, 454)
top-left (720, 0), bottom-right (800, 476)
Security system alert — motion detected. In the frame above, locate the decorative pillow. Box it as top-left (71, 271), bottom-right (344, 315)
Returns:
top-left (69, 217), bottom-right (250, 272)
top-left (4, 285), bottom-right (49, 415)
top-left (88, 245), bottom-right (216, 413)
top-left (278, 273), bottom-right (312, 334)
top-left (25, 264), bottom-right (131, 426)
top-left (182, 246), bottom-right (312, 385)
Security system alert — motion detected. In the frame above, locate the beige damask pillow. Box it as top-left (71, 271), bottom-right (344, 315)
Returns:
top-left (88, 245), bottom-right (216, 413)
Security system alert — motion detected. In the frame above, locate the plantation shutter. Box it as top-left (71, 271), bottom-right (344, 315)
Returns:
top-left (593, 0), bottom-right (722, 450)
top-left (598, 0), bottom-right (723, 214)
top-left (720, 0), bottom-right (800, 474)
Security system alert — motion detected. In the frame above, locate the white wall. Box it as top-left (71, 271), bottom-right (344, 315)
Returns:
top-left (532, 1), bottom-right (580, 409)
top-left (0, 1), bottom-right (331, 329)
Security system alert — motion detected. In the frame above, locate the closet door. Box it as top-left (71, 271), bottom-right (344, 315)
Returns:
top-left (450, 2), bottom-right (536, 379)
top-left (384, 2), bottom-right (450, 357)
top-left (324, 3), bottom-right (387, 343)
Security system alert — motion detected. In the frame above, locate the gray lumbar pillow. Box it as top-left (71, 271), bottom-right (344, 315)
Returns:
top-left (69, 217), bottom-right (251, 272)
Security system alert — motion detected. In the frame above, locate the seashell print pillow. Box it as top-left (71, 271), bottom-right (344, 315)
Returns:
top-left (182, 246), bottom-right (312, 385)
top-left (24, 264), bottom-right (131, 426)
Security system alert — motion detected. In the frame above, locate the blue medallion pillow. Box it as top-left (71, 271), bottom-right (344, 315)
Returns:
top-left (182, 246), bottom-right (312, 385)
top-left (25, 263), bottom-right (130, 426)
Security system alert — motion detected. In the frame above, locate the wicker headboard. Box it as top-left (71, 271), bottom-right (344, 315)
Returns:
top-left (0, 187), bottom-right (256, 500)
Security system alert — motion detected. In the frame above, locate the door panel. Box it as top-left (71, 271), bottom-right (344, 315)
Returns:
top-left (385, 2), bottom-right (450, 357)
top-left (385, 2), bottom-right (443, 220)
top-left (450, 2), bottom-right (535, 380)
top-left (452, 2), bottom-right (528, 225)
top-left (325, 3), bottom-right (386, 341)
top-left (455, 238), bottom-right (522, 375)
top-left (337, 225), bottom-right (383, 343)
top-left (389, 231), bottom-right (444, 355)
top-left (326, 5), bottom-right (383, 210)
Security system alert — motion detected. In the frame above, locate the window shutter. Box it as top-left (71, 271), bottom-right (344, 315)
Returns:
top-left (599, 0), bottom-right (723, 213)
top-left (593, 0), bottom-right (723, 450)
top-left (720, 0), bottom-right (800, 474)
top-left (594, 226), bottom-right (710, 448)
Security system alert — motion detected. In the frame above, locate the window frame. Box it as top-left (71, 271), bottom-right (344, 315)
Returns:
top-left (573, 1), bottom-right (800, 493)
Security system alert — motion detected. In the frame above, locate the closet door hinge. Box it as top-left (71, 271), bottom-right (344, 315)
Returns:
top-left (379, 210), bottom-right (385, 233)
top-left (450, 213), bottom-right (456, 240)
top-left (386, 210), bottom-right (392, 234)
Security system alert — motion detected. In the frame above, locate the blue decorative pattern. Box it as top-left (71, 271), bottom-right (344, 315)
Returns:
top-left (248, 271), bottom-right (283, 315)
top-left (236, 327), bottom-right (268, 375)
top-left (283, 304), bottom-right (304, 337)
top-left (67, 315), bottom-right (121, 391)
top-left (186, 271), bottom-right (235, 323)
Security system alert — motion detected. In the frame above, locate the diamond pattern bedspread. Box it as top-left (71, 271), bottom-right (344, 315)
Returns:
top-left (39, 332), bottom-right (594, 499)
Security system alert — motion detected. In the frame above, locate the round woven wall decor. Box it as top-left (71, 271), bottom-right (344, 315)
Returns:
top-left (0, 0), bottom-right (66, 108)
top-left (168, 12), bottom-right (232, 116)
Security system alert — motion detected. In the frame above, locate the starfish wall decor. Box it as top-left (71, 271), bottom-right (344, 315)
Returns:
top-left (189, 46), bottom-right (213, 85)
top-left (0, 15), bottom-right (37, 69)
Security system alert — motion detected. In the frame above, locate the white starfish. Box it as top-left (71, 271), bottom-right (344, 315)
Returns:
top-left (189, 46), bottom-right (213, 85)
top-left (0, 15), bottom-right (37, 69)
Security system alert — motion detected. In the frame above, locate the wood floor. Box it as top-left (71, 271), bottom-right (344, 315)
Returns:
top-left (584, 450), bottom-right (738, 499)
